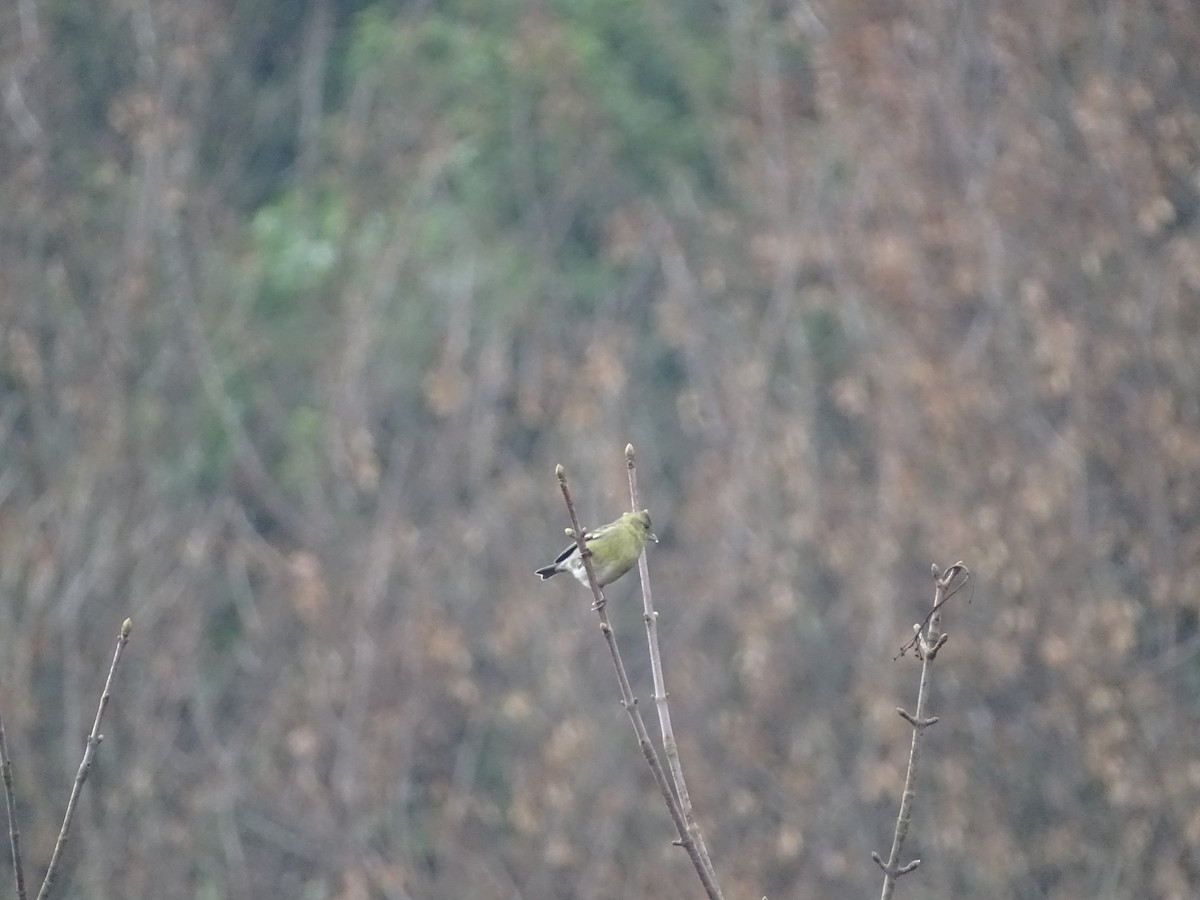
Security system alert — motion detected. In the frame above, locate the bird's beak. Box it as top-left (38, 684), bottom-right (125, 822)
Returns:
top-left (649, 532), bottom-right (658, 543)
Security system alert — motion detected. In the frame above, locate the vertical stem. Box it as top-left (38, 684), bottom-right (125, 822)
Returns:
top-left (875, 564), bottom-right (966, 898)
top-left (625, 444), bottom-right (722, 895)
top-left (0, 701), bottom-right (28, 900)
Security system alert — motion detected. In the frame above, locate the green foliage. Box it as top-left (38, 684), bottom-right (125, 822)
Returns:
top-left (45, 0), bottom-right (138, 139)
top-left (204, 598), bottom-right (244, 662)
top-left (249, 193), bottom-right (346, 307)
top-left (553, 0), bottom-right (729, 187)
top-left (341, 0), bottom-right (730, 227)
top-left (280, 404), bottom-right (323, 496)
top-left (803, 306), bottom-right (850, 376)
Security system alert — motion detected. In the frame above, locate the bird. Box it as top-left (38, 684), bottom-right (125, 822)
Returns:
top-left (536, 509), bottom-right (657, 587)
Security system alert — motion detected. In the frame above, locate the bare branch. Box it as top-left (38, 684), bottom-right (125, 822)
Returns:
top-left (874, 565), bottom-right (969, 899)
top-left (0, 700), bottom-right (28, 900)
top-left (624, 442), bottom-right (722, 895)
top-left (36, 619), bottom-right (133, 900)
top-left (555, 464), bottom-right (723, 900)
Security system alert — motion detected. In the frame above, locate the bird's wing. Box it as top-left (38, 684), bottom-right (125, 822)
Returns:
top-left (551, 523), bottom-right (602, 565)
top-left (584, 521), bottom-right (615, 539)
top-left (551, 541), bottom-right (581, 566)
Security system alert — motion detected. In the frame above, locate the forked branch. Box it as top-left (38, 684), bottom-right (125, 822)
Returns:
top-left (555, 462), bottom-right (723, 900)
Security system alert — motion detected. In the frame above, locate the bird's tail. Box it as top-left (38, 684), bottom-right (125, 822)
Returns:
top-left (535, 565), bottom-right (559, 580)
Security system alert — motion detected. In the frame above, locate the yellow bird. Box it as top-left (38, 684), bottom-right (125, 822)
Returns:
top-left (536, 510), bottom-right (657, 587)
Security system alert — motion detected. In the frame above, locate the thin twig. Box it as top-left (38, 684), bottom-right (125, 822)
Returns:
top-left (0, 699), bottom-right (28, 900)
top-left (37, 618), bottom-right (133, 900)
top-left (624, 443), bottom-right (722, 896)
top-left (872, 563), bottom-right (968, 899)
top-left (894, 569), bottom-right (969, 660)
top-left (555, 465), bottom-right (723, 900)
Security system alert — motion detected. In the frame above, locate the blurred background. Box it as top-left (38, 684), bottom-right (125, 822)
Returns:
top-left (1, 0), bottom-right (1198, 897)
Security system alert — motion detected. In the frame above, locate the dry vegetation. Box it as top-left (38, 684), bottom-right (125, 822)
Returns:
top-left (1, 0), bottom-right (1199, 897)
